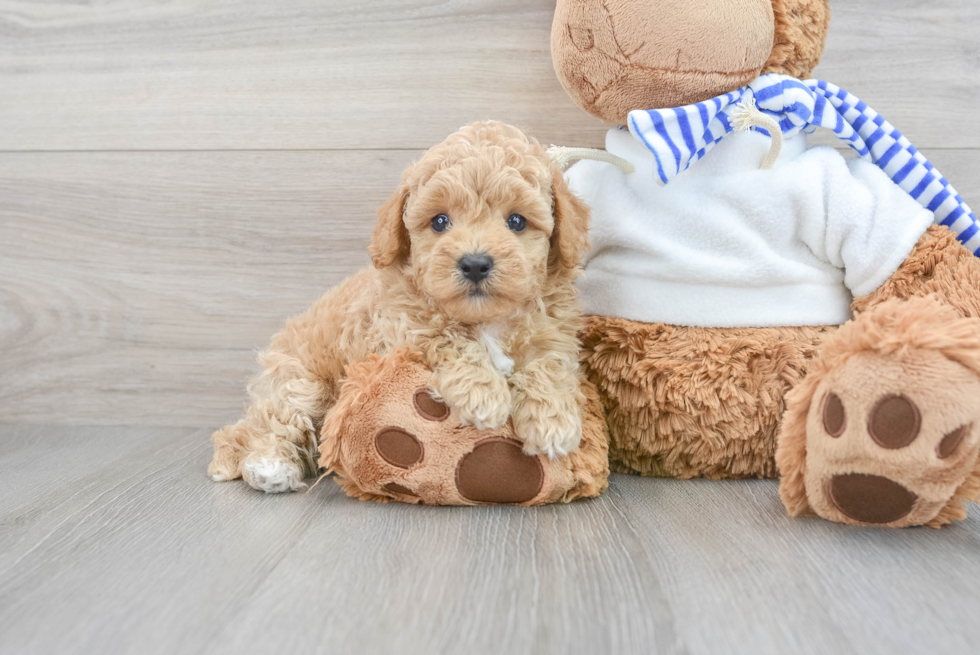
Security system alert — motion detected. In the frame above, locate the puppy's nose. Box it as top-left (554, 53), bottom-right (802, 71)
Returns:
top-left (458, 254), bottom-right (493, 283)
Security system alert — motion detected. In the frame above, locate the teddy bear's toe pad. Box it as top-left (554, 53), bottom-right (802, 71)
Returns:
top-left (867, 394), bottom-right (921, 449)
top-left (939, 425), bottom-right (972, 459)
top-left (413, 389), bottom-right (449, 421)
top-left (455, 437), bottom-right (544, 503)
top-left (822, 393), bottom-right (846, 437)
top-left (375, 428), bottom-right (424, 468)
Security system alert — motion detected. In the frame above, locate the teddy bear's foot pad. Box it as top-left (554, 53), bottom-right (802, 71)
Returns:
top-left (828, 473), bottom-right (918, 524)
top-left (455, 437), bottom-right (544, 504)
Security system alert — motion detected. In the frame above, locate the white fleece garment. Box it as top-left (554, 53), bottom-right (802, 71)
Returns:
top-left (566, 127), bottom-right (935, 328)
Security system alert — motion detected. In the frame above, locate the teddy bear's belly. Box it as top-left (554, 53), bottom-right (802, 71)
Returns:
top-left (580, 315), bottom-right (834, 479)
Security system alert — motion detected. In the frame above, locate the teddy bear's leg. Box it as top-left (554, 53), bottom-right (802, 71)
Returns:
top-left (579, 317), bottom-right (828, 479)
top-left (778, 226), bottom-right (980, 527)
top-left (209, 349), bottom-right (330, 493)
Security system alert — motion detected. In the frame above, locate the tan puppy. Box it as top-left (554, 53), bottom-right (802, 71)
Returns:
top-left (208, 121), bottom-right (591, 493)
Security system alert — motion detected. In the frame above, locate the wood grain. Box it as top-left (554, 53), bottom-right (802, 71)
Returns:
top-left (1, 148), bottom-right (977, 426)
top-left (0, 0), bottom-right (978, 151)
top-left (1, 425), bottom-right (979, 655)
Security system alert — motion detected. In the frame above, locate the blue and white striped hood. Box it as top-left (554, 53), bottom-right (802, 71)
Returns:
top-left (627, 74), bottom-right (980, 255)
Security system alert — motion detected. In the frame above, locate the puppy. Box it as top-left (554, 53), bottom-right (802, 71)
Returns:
top-left (208, 121), bottom-right (591, 493)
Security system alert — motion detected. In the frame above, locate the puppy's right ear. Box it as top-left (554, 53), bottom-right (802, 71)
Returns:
top-left (368, 184), bottom-right (410, 269)
top-left (548, 166), bottom-right (591, 273)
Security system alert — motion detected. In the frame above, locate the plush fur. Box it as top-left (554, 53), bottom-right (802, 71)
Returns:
top-left (318, 349), bottom-right (609, 505)
top-left (580, 318), bottom-right (831, 479)
top-left (762, 0), bottom-right (831, 79)
top-left (209, 121), bottom-right (594, 493)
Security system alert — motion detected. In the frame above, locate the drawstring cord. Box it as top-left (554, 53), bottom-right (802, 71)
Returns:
top-left (547, 145), bottom-right (636, 174)
top-left (730, 98), bottom-right (783, 170)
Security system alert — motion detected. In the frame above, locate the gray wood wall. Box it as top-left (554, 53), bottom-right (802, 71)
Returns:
top-left (1, 0), bottom-right (978, 427)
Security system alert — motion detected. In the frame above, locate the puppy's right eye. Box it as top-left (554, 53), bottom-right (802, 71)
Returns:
top-left (431, 214), bottom-right (451, 233)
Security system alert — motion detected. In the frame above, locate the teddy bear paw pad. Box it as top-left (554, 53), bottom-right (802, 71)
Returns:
top-left (375, 427), bottom-right (424, 468)
top-left (828, 473), bottom-right (918, 524)
top-left (455, 437), bottom-right (545, 504)
top-left (413, 389), bottom-right (449, 421)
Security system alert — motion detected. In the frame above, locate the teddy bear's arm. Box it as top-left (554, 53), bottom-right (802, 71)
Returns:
top-left (796, 150), bottom-right (935, 298)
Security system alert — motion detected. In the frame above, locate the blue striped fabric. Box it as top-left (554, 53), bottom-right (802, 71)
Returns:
top-left (627, 74), bottom-right (980, 256)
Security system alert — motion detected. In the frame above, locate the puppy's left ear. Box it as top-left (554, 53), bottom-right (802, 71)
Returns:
top-left (548, 167), bottom-right (590, 272)
top-left (368, 183), bottom-right (411, 269)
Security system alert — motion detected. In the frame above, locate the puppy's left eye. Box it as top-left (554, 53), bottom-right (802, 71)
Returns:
top-left (506, 214), bottom-right (527, 233)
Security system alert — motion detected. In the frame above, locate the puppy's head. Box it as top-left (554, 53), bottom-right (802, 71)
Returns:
top-left (369, 121), bottom-right (589, 323)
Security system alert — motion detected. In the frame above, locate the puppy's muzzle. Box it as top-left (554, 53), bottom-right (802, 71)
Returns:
top-left (458, 254), bottom-right (493, 284)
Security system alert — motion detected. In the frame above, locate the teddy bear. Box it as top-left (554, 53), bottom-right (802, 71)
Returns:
top-left (317, 349), bottom-right (609, 506)
top-left (550, 0), bottom-right (980, 527)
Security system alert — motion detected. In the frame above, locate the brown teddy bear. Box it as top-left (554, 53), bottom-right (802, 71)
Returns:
top-left (551, 0), bottom-right (980, 527)
top-left (317, 349), bottom-right (609, 506)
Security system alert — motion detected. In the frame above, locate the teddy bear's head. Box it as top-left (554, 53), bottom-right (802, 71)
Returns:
top-left (552, 0), bottom-right (830, 125)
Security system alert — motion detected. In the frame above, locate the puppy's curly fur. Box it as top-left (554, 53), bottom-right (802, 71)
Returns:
top-left (208, 121), bottom-right (591, 492)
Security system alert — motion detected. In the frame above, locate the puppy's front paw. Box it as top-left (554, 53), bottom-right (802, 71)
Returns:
top-left (513, 394), bottom-right (582, 459)
top-left (432, 369), bottom-right (511, 430)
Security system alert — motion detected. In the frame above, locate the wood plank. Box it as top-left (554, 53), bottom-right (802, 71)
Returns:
top-left (1, 148), bottom-right (978, 426)
top-left (0, 0), bottom-right (977, 151)
top-left (1, 425), bottom-right (979, 655)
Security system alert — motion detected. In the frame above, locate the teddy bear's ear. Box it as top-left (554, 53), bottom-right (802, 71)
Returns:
top-left (368, 181), bottom-right (411, 269)
top-left (763, 0), bottom-right (832, 79)
top-left (548, 167), bottom-right (590, 273)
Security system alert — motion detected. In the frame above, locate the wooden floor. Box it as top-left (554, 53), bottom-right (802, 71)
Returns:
top-left (1, 425), bottom-right (979, 655)
top-left (2, 1), bottom-right (980, 653)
